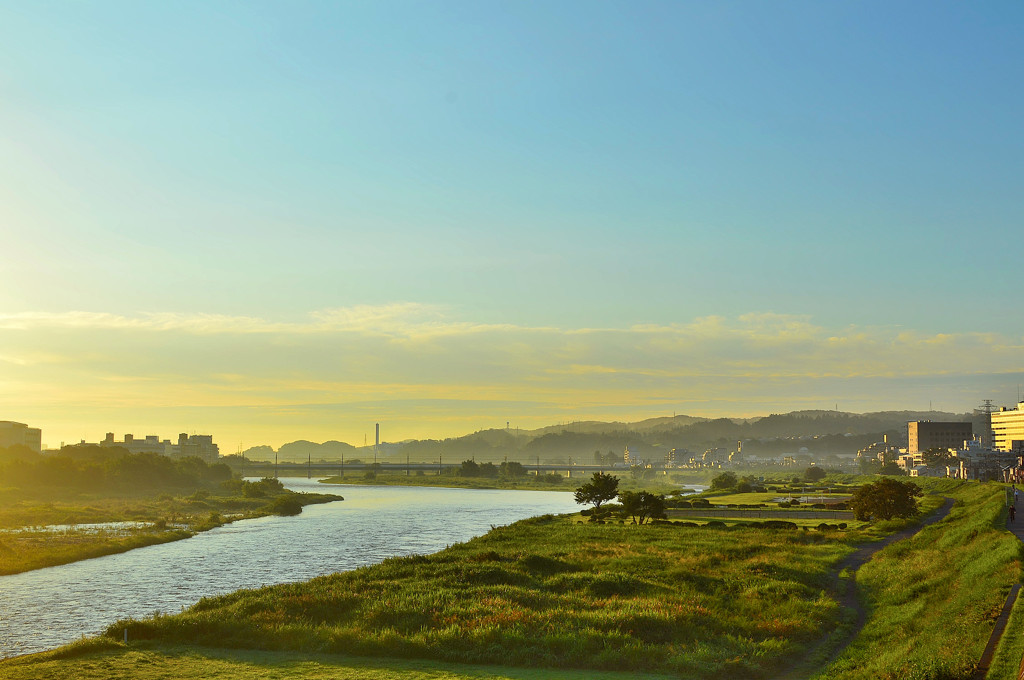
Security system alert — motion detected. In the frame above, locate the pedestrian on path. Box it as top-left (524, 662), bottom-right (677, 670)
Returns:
top-left (1010, 505), bottom-right (1016, 523)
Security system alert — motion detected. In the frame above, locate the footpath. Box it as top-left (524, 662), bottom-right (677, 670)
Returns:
top-left (774, 497), bottom-right (954, 680)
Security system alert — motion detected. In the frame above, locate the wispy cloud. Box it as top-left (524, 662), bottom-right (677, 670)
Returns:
top-left (3, 306), bottom-right (1023, 447)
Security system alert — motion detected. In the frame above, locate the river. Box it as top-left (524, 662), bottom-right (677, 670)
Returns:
top-left (0, 479), bottom-right (579, 659)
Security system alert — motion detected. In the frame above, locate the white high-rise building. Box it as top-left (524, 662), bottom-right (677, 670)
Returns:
top-left (991, 402), bottom-right (1024, 452)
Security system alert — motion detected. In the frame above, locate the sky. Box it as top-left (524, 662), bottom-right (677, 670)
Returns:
top-left (1, 1), bottom-right (1023, 450)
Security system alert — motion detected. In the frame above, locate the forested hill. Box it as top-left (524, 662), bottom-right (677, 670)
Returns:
top-left (243, 409), bottom-right (989, 462)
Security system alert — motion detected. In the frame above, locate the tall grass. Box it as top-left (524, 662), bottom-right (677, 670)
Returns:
top-left (106, 515), bottom-right (863, 678)
top-left (815, 482), bottom-right (1021, 680)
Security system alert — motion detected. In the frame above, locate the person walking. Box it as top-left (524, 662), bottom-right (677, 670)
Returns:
top-left (1010, 504), bottom-right (1016, 523)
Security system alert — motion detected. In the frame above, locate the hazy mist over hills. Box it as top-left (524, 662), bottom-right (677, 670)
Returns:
top-left (242, 409), bottom-right (989, 462)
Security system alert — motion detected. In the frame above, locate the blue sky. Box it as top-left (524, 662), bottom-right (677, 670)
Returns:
top-left (1, 2), bottom-right (1022, 448)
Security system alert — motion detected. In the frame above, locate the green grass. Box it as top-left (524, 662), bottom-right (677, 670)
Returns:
top-left (986, 586), bottom-right (1024, 680)
top-left (95, 514), bottom-right (874, 679)
top-left (0, 489), bottom-right (341, 575)
top-left (814, 482), bottom-right (1021, 680)
top-left (4, 479), bottom-right (1017, 680)
top-left (705, 491), bottom-right (850, 506)
top-left (0, 643), bottom-right (675, 680)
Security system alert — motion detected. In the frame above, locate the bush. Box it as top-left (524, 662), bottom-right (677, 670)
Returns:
top-left (269, 495), bottom-right (303, 516)
top-left (762, 520), bottom-right (798, 530)
top-left (710, 472), bottom-right (737, 490)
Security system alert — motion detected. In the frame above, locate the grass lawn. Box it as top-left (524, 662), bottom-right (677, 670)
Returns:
top-left (0, 642), bottom-right (675, 680)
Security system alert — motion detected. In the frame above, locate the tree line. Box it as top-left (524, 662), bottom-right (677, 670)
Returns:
top-left (0, 444), bottom-right (232, 492)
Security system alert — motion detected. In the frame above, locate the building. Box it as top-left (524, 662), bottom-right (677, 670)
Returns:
top-left (174, 433), bottom-right (219, 463)
top-left (99, 432), bottom-right (219, 463)
top-left (907, 421), bottom-right (973, 454)
top-left (0, 421), bottom-right (42, 453)
top-left (991, 402), bottom-right (1024, 453)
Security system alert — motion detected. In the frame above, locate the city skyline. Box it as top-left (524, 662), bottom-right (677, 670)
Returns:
top-left (2, 2), bottom-right (1023, 449)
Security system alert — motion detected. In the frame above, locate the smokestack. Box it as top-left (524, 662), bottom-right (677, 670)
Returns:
top-left (375, 423), bottom-right (380, 449)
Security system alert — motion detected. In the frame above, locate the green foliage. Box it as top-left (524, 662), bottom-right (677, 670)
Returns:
top-left (0, 450), bottom-right (235, 493)
top-left (574, 472), bottom-right (620, 512)
top-left (804, 466), bottom-right (827, 482)
top-left (499, 461), bottom-right (526, 478)
top-left (268, 496), bottom-right (304, 516)
top-left (878, 461), bottom-right (903, 476)
top-left (818, 483), bottom-right (1020, 680)
top-left (709, 472), bottom-right (737, 490)
top-left (458, 460), bottom-right (499, 478)
top-left (921, 447), bottom-right (955, 469)
top-left (849, 478), bottom-right (922, 521)
top-left (617, 490), bottom-right (666, 525)
top-left (100, 514), bottom-right (858, 678)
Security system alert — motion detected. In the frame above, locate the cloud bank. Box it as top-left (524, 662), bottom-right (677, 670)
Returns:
top-left (2, 305), bottom-right (1021, 447)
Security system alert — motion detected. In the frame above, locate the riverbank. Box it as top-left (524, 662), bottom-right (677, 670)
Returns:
top-left (0, 486), bottom-right (342, 576)
top-left (4, 479), bottom-right (1017, 679)
top-left (318, 472), bottom-right (695, 494)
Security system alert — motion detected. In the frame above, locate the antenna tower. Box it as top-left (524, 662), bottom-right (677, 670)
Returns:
top-left (975, 399), bottom-right (998, 415)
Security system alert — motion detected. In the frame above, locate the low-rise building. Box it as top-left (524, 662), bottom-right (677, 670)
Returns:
top-left (98, 432), bottom-right (219, 463)
top-left (0, 421), bottom-right (42, 453)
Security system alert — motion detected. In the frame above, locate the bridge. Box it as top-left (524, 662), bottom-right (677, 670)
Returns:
top-left (238, 461), bottom-right (637, 479)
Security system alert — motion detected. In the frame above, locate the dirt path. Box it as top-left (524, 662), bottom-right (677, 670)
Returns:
top-left (773, 497), bottom-right (955, 680)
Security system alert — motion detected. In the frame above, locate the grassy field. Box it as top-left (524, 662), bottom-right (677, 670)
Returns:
top-left (0, 486), bottom-right (341, 575)
top-left (987, 587), bottom-right (1024, 680)
top-left (814, 481), bottom-right (1021, 680)
top-left (96, 518), bottom-right (872, 678)
top-left (3, 479), bottom-right (1019, 680)
top-left (0, 641), bottom-right (674, 680)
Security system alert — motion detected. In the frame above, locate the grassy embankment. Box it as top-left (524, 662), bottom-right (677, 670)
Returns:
top-left (0, 482), bottom-right (341, 576)
top-left (815, 479), bottom-right (1022, 680)
top-left (3, 478), bottom-right (1018, 680)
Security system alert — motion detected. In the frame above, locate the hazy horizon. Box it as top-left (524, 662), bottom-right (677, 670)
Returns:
top-left (2, 3), bottom-right (1022, 452)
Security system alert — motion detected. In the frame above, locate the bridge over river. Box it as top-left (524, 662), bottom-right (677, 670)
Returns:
top-left (240, 461), bottom-right (635, 479)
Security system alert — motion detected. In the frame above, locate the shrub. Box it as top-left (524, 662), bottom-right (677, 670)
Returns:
top-left (269, 495), bottom-right (303, 516)
top-left (710, 472), bottom-right (737, 490)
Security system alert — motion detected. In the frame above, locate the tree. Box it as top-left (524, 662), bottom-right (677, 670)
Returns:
top-left (849, 478), bottom-right (922, 521)
top-left (879, 461), bottom-right (904, 476)
top-left (499, 461), bottom-right (526, 478)
top-left (574, 472), bottom-right (619, 512)
top-left (804, 466), bottom-right (827, 482)
top-left (858, 456), bottom-right (880, 475)
top-left (710, 472), bottom-right (737, 490)
top-left (922, 447), bottom-right (955, 469)
top-left (617, 490), bottom-right (666, 525)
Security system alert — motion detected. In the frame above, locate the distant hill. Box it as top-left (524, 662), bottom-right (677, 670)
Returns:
top-left (243, 408), bottom-right (986, 464)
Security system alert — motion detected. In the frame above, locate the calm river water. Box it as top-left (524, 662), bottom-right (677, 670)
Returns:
top-left (0, 480), bottom-right (578, 659)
